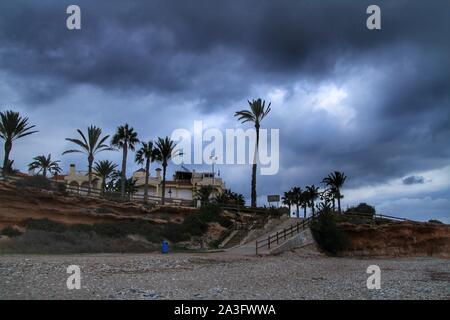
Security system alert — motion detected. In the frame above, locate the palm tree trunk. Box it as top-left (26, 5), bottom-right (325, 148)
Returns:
top-left (120, 143), bottom-right (128, 199)
top-left (87, 156), bottom-right (93, 195)
top-left (337, 192), bottom-right (342, 214)
top-left (43, 168), bottom-right (47, 179)
top-left (144, 158), bottom-right (150, 203)
top-left (303, 206), bottom-right (306, 219)
top-left (161, 163), bottom-right (167, 205)
top-left (251, 126), bottom-right (260, 208)
top-left (288, 204), bottom-right (291, 217)
top-left (296, 204), bottom-right (299, 218)
top-left (311, 201), bottom-right (315, 216)
top-left (2, 140), bottom-right (12, 177)
top-left (332, 198), bottom-right (336, 212)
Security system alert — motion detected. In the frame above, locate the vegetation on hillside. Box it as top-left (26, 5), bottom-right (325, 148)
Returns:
top-left (310, 207), bottom-right (350, 255)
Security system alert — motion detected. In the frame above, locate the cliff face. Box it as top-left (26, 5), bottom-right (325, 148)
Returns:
top-left (0, 181), bottom-right (193, 228)
top-left (339, 221), bottom-right (450, 258)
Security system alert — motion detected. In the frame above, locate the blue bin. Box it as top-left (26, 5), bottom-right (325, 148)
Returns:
top-left (161, 240), bottom-right (169, 254)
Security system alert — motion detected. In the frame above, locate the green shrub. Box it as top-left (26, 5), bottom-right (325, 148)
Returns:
top-left (162, 223), bottom-right (190, 242)
top-left (56, 182), bottom-right (67, 194)
top-left (21, 217), bottom-right (212, 245)
top-left (197, 203), bottom-right (232, 228)
top-left (182, 215), bottom-right (208, 236)
top-left (428, 219), bottom-right (443, 224)
top-left (24, 218), bottom-right (67, 233)
top-left (310, 211), bottom-right (349, 255)
top-left (198, 203), bottom-right (222, 221)
top-left (1, 226), bottom-right (23, 237)
top-left (15, 176), bottom-right (52, 191)
top-left (0, 230), bottom-right (156, 254)
top-left (345, 203), bottom-right (376, 216)
top-left (267, 207), bottom-right (287, 217)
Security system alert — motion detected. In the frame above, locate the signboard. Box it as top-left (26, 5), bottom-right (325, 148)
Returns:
top-left (267, 195), bottom-right (280, 203)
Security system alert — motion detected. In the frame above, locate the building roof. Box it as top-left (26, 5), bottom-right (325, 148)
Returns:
top-left (53, 174), bottom-right (67, 181)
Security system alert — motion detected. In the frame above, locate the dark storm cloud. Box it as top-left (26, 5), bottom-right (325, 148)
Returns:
top-left (402, 175), bottom-right (425, 185)
top-left (1, 0), bottom-right (449, 105)
top-left (0, 0), bottom-right (449, 211)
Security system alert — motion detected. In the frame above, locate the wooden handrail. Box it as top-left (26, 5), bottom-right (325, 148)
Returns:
top-left (256, 217), bottom-right (313, 255)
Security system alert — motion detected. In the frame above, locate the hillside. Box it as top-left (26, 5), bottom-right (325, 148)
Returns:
top-left (338, 220), bottom-right (450, 258)
top-left (0, 180), bottom-right (196, 228)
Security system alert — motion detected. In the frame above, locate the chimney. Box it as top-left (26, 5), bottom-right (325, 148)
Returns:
top-left (69, 164), bottom-right (76, 176)
top-left (155, 168), bottom-right (161, 180)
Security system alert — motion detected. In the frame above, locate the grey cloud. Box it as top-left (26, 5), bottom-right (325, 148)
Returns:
top-left (0, 0), bottom-right (449, 219)
top-left (402, 175), bottom-right (425, 185)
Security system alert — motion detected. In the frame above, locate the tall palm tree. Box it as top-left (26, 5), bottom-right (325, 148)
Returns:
top-left (135, 140), bottom-right (160, 203)
top-left (234, 98), bottom-right (271, 208)
top-left (155, 136), bottom-right (179, 205)
top-left (301, 190), bottom-right (309, 219)
top-left (93, 160), bottom-right (117, 195)
top-left (0, 110), bottom-right (38, 177)
top-left (322, 171), bottom-right (347, 213)
top-left (62, 126), bottom-right (112, 194)
top-left (291, 187), bottom-right (303, 218)
top-left (282, 190), bottom-right (294, 217)
top-left (28, 154), bottom-right (61, 178)
top-left (111, 124), bottom-right (139, 199)
top-left (306, 185), bottom-right (320, 216)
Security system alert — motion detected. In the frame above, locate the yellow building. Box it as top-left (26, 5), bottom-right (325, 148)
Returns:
top-left (132, 168), bottom-right (225, 201)
top-left (64, 164), bottom-right (101, 194)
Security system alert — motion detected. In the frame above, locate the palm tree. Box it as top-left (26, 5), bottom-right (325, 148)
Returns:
top-left (135, 140), bottom-right (160, 203)
top-left (291, 187), bottom-right (303, 218)
top-left (282, 190), bottom-right (294, 217)
top-left (111, 124), bottom-right (139, 199)
top-left (4, 160), bottom-right (19, 175)
top-left (125, 177), bottom-right (138, 197)
top-left (155, 136), bottom-right (180, 205)
top-left (93, 160), bottom-right (117, 195)
top-left (0, 110), bottom-right (38, 177)
top-left (322, 171), bottom-right (347, 213)
top-left (195, 185), bottom-right (214, 204)
top-left (28, 154), bottom-right (61, 178)
top-left (306, 185), bottom-right (320, 216)
top-left (301, 191), bottom-right (309, 219)
top-left (62, 126), bottom-right (113, 194)
top-left (320, 187), bottom-right (336, 211)
top-left (234, 98), bottom-right (271, 207)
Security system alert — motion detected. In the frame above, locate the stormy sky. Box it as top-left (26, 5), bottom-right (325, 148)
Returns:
top-left (1, 0), bottom-right (449, 222)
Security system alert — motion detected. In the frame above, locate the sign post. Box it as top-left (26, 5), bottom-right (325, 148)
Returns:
top-left (267, 194), bottom-right (280, 207)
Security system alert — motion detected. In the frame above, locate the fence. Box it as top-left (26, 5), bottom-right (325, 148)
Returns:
top-left (344, 212), bottom-right (421, 223)
top-left (255, 217), bottom-right (312, 255)
top-left (4, 174), bottom-right (194, 207)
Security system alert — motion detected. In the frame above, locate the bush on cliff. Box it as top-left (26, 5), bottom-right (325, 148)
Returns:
top-left (15, 176), bottom-right (52, 191)
top-left (1, 226), bottom-right (23, 237)
top-left (310, 210), bottom-right (349, 255)
top-left (345, 203), bottom-right (376, 217)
